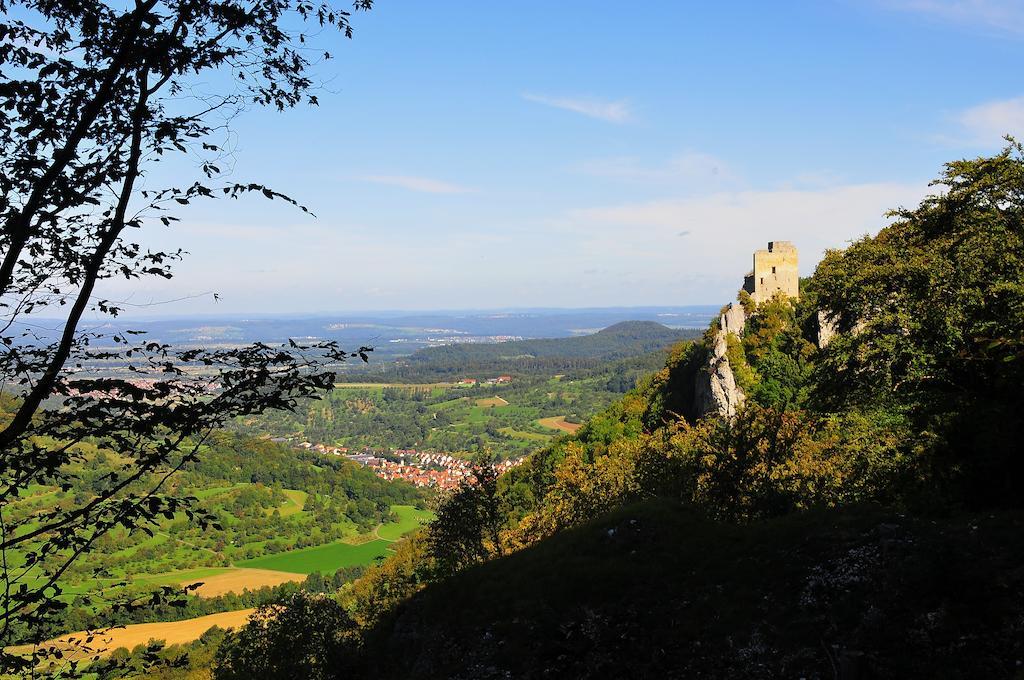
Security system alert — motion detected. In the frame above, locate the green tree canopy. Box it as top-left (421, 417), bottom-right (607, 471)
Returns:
top-left (813, 139), bottom-right (1024, 503)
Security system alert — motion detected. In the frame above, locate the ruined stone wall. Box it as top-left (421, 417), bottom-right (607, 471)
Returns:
top-left (751, 240), bottom-right (799, 303)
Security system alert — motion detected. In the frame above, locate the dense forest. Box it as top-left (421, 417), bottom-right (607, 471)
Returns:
top-left (203, 145), bottom-right (1024, 679)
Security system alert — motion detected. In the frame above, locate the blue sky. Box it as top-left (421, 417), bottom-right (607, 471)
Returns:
top-left (101, 0), bottom-right (1024, 316)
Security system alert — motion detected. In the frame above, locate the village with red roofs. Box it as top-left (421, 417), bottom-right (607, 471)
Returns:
top-left (295, 441), bottom-right (525, 491)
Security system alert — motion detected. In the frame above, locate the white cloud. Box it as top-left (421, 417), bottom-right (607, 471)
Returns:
top-left (521, 92), bottom-right (633, 123)
top-left (884, 0), bottom-right (1024, 36)
top-left (952, 95), bottom-right (1024, 145)
top-left (552, 181), bottom-right (930, 289)
top-left (576, 151), bottom-right (735, 185)
top-left (98, 181), bottom-right (933, 312)
top-left (357, 175), bottom-right (473, 194)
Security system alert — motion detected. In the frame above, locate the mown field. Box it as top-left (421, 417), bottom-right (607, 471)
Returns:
top-left (134, 567), bottom-right (234, 588)
top-left (475, 396), bottom-right (509, 408)
top-left (140, 567), bottom-right (306, 597)
top-left (238, 539), bottom-right (393, 574)
top-left (536, 416), bottom-right (582, 433)
top-left (13, 609), bottom-right (257, 661)
top-left (274, 489), bottom-right (308, 517)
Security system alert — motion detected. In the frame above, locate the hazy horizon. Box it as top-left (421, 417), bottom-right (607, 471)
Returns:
top-left (63, 303), bottom-right (722, 323)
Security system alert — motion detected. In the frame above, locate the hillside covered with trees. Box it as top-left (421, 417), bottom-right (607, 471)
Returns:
top-left (207, 145), bottom-right (1024, 679)
top-left (0, 427), bottom-right (427, 658)
top-left (356, 321), bottom-right (701, 382)
top-left (246, 344), bottom-right (677, 460)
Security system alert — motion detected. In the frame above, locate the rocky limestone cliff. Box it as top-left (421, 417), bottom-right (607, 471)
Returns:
top-left (720, 302), bottom-right (746, 335)
top-left (817, 309), bottom-right (867, 349)
top-left (695, 303), bottom-right (746, 418)
top-left (817, 309), bottom-right (839, 348)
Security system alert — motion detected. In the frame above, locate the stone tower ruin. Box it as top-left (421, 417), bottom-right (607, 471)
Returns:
top-left (695, 241), bottom-right (801, 419)
top-left (742, 240), bottom-right (799, 303)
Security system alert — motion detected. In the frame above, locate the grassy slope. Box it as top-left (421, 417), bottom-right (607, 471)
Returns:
top-left (238, 540), bottom-right (393, 574)
top-left (377, 506), bottom-right (434, 541)
top-left (360, 500), bottom-right (1024, 679)
top-left (274, 489), bottom-right (308, 517)
top-left (237, 504), bottom-right (433, 574)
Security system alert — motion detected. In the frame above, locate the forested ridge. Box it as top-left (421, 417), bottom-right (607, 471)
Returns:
top-left (353, 321), bottom-right (700, 382)
top-left (201, 145), bottom-right (1024, 679)
top-left (247, 348), bottom-right (673, 459)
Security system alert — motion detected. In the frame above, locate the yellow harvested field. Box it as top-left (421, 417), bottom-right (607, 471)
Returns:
top-left (537, 416), bottom-right (582, 433)
top-left (475, 396), bottom-right (509, 408)
top-left (189, 568), bottom-right (305, 597)
top-left (20, 609), bottom-right (255, 660)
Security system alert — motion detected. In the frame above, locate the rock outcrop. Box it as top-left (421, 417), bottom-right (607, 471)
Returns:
top-left (817, 309), bottom-right (839, 348)
top-left (720, 302), bottom-right (746, 335)
top-left (695, 303), bottom-right (746, 418)
top-left (817, 309), bottom-right (867, 349)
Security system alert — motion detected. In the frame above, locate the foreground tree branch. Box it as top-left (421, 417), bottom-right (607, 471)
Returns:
top-left (0, 0), bottom-right (374, 672)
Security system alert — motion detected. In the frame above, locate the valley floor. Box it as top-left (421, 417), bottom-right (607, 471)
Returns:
top-left (4, 505), bottom-right (435, 668)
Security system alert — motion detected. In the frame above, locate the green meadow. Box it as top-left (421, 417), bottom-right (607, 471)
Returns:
top-left (238, 505), bottom-right (433, 573)
top-left (238, 539), bottom-right (393, 574)
top-left (377, 505), bottom-right (434, 541)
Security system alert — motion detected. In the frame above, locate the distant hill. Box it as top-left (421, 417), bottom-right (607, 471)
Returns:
top-left (410, 320), bottom-right (693, 362)
top-left (346, 321), bottom-right (701, 382)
